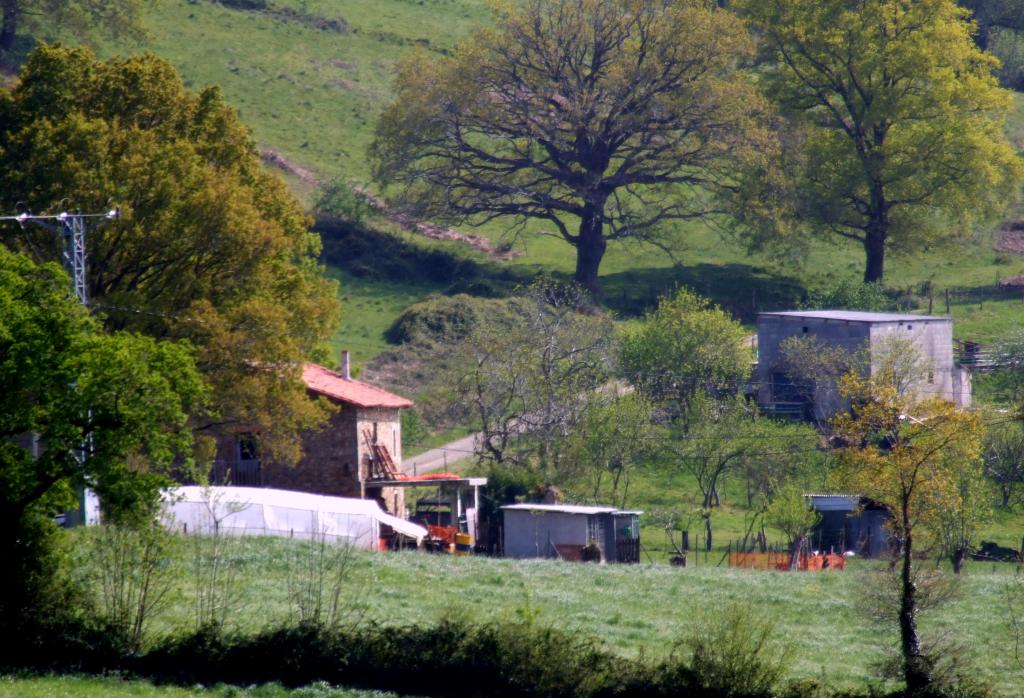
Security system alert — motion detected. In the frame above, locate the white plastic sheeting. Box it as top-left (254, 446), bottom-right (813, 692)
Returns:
top-left (162, 486), bottom-right (427, 548)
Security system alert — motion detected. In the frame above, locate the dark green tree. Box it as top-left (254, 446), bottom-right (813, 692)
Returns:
top-left (0, 246), bottom-right (204, 634)
top-left (0, 0), bottom-right (145, 55)
top-left (0, 46), bottom-right (340, 462)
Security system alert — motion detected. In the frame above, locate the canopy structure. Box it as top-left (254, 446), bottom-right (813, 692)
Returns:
top-left (162, 486), bottom-right (427, 548)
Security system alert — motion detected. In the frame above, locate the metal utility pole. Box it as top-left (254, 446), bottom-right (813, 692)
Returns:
top-left (1, 208), bottom-right (120, 305)
top-left (1, 207), bottom-right (119, 525)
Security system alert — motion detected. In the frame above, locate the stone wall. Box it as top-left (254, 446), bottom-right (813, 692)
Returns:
top-left (211, 402), bottom-right (407, 516)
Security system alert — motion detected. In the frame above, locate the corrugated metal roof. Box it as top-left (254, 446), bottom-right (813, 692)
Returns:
top-left (759, 310), bottom-right (949, 323)
top-left (302, 363), bottom-right (414, 409)
top-left (804, 494), bottom-right (860, 511)
top-left (501, 503), bottom-right (619, 515)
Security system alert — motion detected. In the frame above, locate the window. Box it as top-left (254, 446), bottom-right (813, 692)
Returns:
top-left (928, 371), bottom-right (934, 384)
top-left (802, 326), bottom-right (809, 333)
top-left (906, 324), bottom-right (913, 331)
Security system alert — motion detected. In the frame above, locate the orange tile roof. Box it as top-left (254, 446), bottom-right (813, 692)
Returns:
top-left (301, 363), bottom-right (413, 409)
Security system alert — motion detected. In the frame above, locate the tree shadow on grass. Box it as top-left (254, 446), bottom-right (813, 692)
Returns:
top-left (601, 263), bottom-right (809, 323)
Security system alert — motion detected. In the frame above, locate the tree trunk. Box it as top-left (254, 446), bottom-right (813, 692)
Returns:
top-left (0, 0), bottom-right (19, 54)
top-left (900, 529), bottom-right (932, 694)
top-left (704, 513), bottom-right (713, 551)
top-left (574, 202), bottom-right (607, 295)
top-left (951, 545), bottom-right (967, 575)
top-left (863, 185), bottom-right (888, 283)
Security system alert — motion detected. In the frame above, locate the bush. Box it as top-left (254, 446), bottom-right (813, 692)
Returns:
top-left (385, 294), bottom-right (513, 345)
top-left (140, 618), bottom-right (639, 697)
top-left (316, 180), bottom-right (373, 226)
top-left (990, 27), bottom-right (1024, 90)
top-left (0, 512), bottom-right (125, 672)
top-left (803, 279), bottom-right (896, 312)
top-left (665, 603), bottom-right (793, 697)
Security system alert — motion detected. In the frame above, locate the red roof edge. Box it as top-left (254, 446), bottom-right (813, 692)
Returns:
top-left (301, 363), bottom-right (414, 409)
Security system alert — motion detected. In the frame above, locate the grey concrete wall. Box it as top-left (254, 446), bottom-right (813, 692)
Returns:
top-left (502, 510), bottom-right (589, 559)
top-left (758, 315), bottom-right (962, 418)
top-left (756, 315), bottom-right (870, 420)
top-left (868, 321), bottom-right (954, 403)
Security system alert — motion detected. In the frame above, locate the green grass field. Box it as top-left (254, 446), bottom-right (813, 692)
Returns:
top-left (0, 675), bottom-right (399, 697)
top-left (63, 530), bottom-right (1024, 695)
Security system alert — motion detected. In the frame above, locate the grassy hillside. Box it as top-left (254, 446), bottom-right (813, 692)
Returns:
top-left (72, 0), bottom-right (1024, 369)
top-left (123, 0), bottom-right (490, 186)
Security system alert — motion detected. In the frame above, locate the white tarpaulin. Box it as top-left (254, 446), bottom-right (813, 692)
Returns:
top-left (162, 486), bottom-right (427, 548)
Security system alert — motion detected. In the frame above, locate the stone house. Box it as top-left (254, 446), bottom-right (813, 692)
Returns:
top-left (756, 310), bottom-right (971, 421)
top-left (211, 354), bottom-right (413, 515)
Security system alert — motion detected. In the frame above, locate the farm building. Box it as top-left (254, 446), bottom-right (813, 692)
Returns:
top-left (210, 351), bottom-right (413, 516)
top-left (756, 310), bottom-right (971, 421)
top-left (806, 494), bottom-right (892, 558)
top-left (163, 486), bottom-right (427, 548)
top-left (501, 504), bottom-right (641, 563)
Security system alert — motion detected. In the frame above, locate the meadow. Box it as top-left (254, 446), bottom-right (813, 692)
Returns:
top-left (0, 675), bottom-right (400, 698)
top-left (53, 530), bottom-right (1024, 695)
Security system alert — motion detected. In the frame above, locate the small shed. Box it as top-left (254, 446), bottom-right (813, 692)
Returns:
top-left (806, 494), bottom-right (892, 558)
top-left (501, 504), bottom-right (642, 563)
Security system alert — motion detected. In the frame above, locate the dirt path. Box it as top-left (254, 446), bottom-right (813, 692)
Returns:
top-left (403, 433), bottom-right (480, 475)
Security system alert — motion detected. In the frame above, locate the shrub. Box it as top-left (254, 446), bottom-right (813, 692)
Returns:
top-left (990, 27), bottom-right (1024, 91)
top-left (803, 279), bottom-right (895, 312)
top-left (666, 603), bottom-right (793, 697)
top-left (385, 294), bottom-right (513, 345)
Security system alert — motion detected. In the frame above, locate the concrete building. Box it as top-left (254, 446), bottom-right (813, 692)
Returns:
top-left (211, 354), bottom-right (413, 515)
top-left (501, 504), bottom-right (642, 563)
top-left (756, 310), bottom-right (970, 421)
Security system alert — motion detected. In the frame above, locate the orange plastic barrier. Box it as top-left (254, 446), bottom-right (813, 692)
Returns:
top-left (729, 551), bottom-right (845, 571)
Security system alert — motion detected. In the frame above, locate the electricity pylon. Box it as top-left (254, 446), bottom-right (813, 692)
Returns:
top-left (1, 207), bottom-right (120, 525)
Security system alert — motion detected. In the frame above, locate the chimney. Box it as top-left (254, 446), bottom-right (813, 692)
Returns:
top-left (342, 350), bottom-right (351, 379)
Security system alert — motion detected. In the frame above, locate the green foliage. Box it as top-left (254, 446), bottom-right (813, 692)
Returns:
top-left (384, 294), bottom-right (510, 345)
top-left (741, 0), bottom-right (1024, 283)
top-left (436, 281), bottom-right (616, 475)
top-left (983, 421), bottom-right (1024, 508)
top-left (671, 603), bottom-right (793, 698)
top-left (0, 0), bottom-right (146, 56)
top-left (82, 522), bottom-right (178, 654)
top-left (559, 393), bottom-right (659, 507)
top-left (0, 247), bottom-right (205, 523)
top-left (372, 0), bottom-right (775, 290)
top-left (990, 27), bottom-right (1024, 90)
top-left (620, 288), bottom-right (751, 408)
top-left (765, 484), bottom-right (821, 548)
top-left (0, 45), bottom-right (340, 463)
top-left (0, 246), bottom-right (204, 637)
top-left (315, 180), bottom-right (372, 226)
top-left (803, 280), bottom-right (896, 312)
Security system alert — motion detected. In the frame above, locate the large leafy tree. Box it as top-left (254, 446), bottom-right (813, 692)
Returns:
top-left (371, 0), bottom-right (775, 293)
top-left (619, 288), bottom-right (750, 409)
top-left (0, 46), bottom-right (340, 462)
top-left (0, 246), bottom-right (204, 629)
top-left (740, 0), bottom-right (1023, 283)
top-left (831, 367), bottom-right (984, 693)
top-left (0, 0), bottom-right (144, 55)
